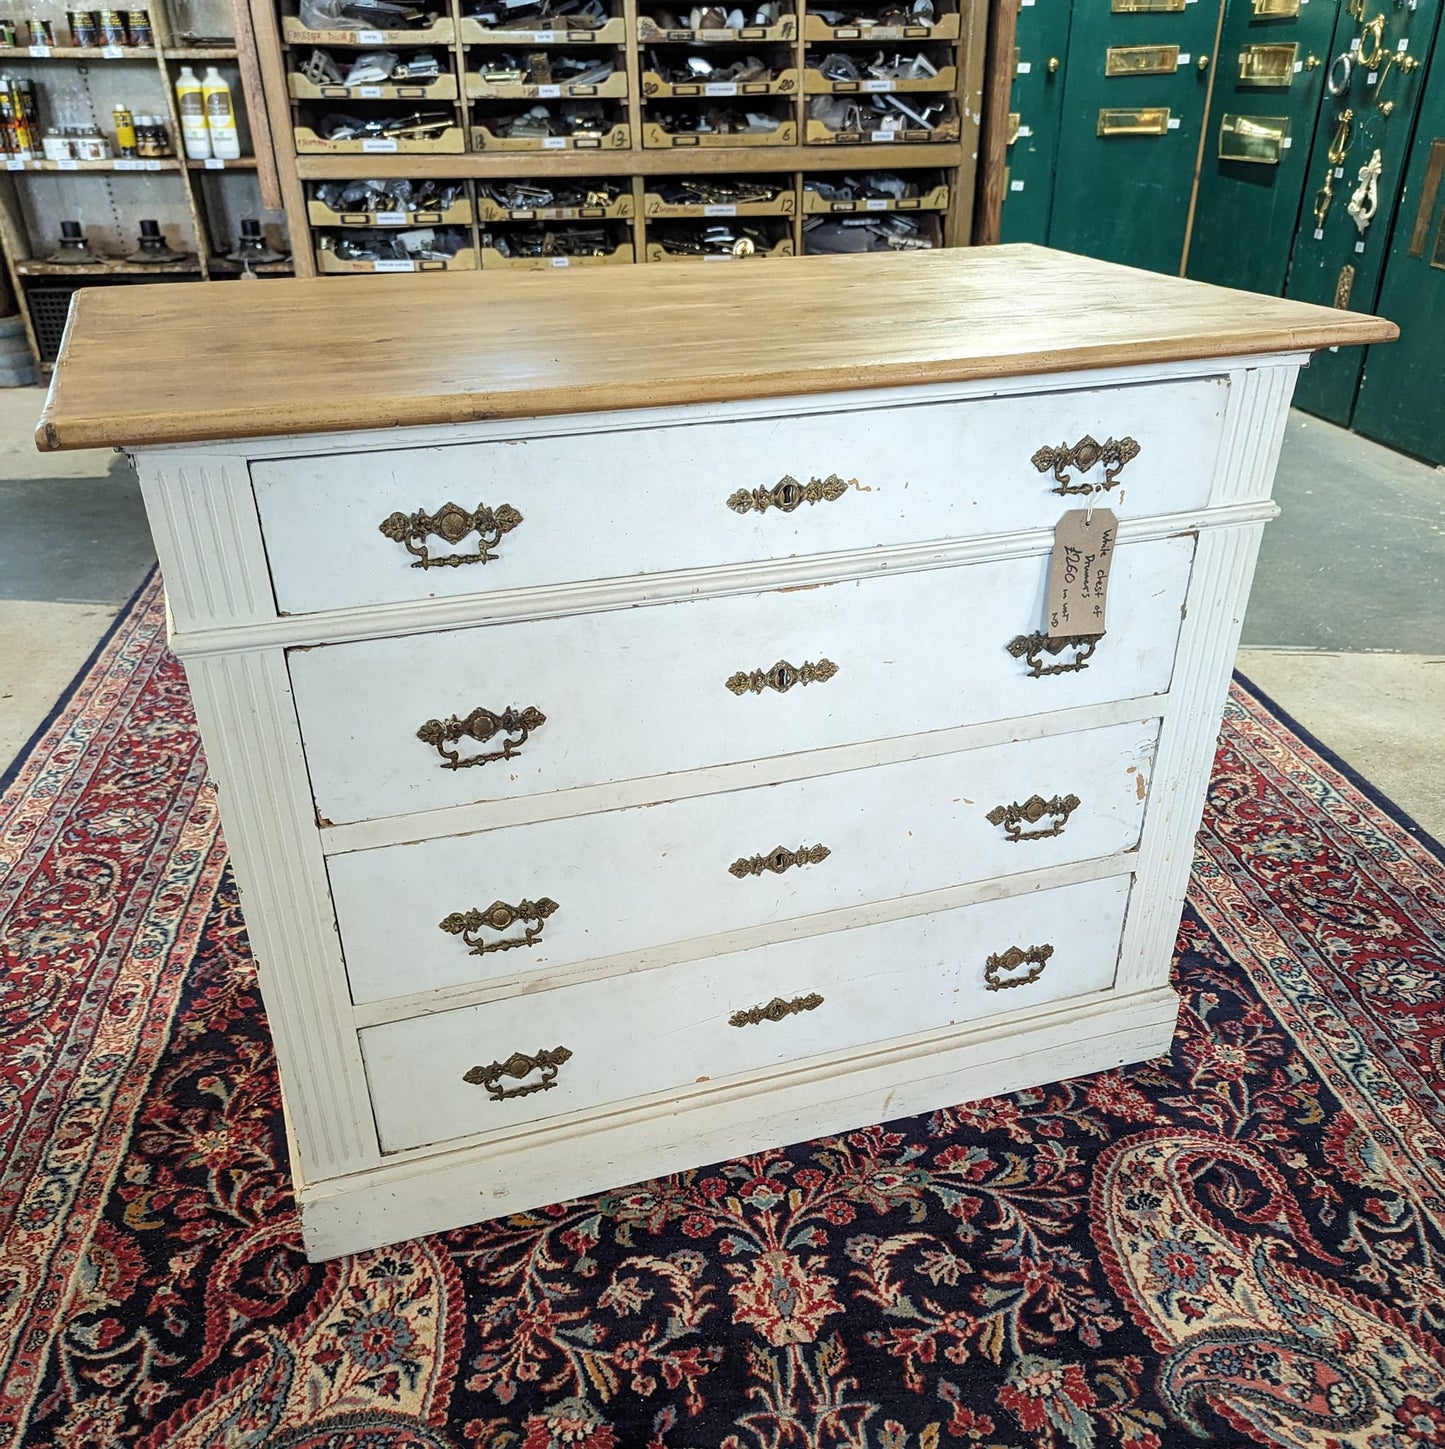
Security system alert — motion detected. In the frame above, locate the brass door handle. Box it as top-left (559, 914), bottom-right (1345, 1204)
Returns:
top-left (985, 944), bottom-right (1054, 991)
top-left (729, 992), bottom-right (824, 1027)
top-left (464, 1046), bottom-right (572, 1099)
top-left (440, 897), bottom-right (559, 954)
top-left (1196, 53), bottom-right (1211, 71)
top-left (378, 500), bottom-right (523, 569)
top-left (728, 473), bottom-right (850, 515)
top-left (1356, 15), bottom-right (1386, 70)
top-left (1006, 630), bottom-right (1103, 677)
top-left (726, 657), bottom-right (838, 696)
top-left (1305, 54), bottom-right (1322, 69)
top-left (987, 792), bottom-right (1081, 841)
top-left (1031, 434), bottom-right (1140, 495)
top-left (1047, 55), bottom-right (1060, 74)
top-left (417, 704), bottom-right (545, 769)
top-left (730, 843), bottom-right (830, 878)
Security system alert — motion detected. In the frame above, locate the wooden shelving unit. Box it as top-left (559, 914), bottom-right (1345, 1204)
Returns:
top-left (0, 0), bottom-right (292, 371)
top-left (248, 0), bottom-right (987, 271)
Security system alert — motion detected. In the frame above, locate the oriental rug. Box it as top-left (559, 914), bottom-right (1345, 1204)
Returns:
top-left (2, 573), bottom-right (1443, 1449)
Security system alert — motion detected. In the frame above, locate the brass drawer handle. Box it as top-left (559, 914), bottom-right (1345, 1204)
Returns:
top-left (464, 1046), bottom-right (572, 1100)
top-left (987, 792), bottom-right (1081, 841)
top-left (985, 943), bottom-right (1054, 991)
top-left (727, 473), bottom-right (849, 515)
top-left (1031, 435), bottom-right (1139, 495)
top-left (1006, 630), bottom-right (1103, 677)
top-left (726, 658), bottom-right (838, 696)
top-left (730, 843), bottom-right (830, 878)
top-left (440, 897), bottom-right (558, 954)
top-left (417, 704), bottom-right (545, 770)
top-left (729, 992), bottom-right (824, 1027)
top-left (378, 499), bottom-right (523, 569)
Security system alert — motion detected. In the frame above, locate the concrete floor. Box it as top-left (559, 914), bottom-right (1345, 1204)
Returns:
top-left (0, 388), bottom-right (1440, 837)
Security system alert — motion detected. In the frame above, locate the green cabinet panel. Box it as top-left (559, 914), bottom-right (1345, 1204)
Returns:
top-left (1000, 0), bottom-right (1074, 242)
top-left (1353, 47), bottom-right (1445, 463)
top-left (1286, 0), bottom-right (1438, 422)
top-left (1185, 0), bottom-right (1342, 295)
top-left (1047, 0), bottom-right (1224, 273)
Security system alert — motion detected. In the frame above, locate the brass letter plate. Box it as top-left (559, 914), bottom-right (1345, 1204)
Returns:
top-left (1251, 0), bottom-right (1300, 15)
top-left (1097, 107), bottom-right (1171, 136)
top-left (1105, 44), bottom-right (1179, 76)
top-left (1237, 43), bottom-right (1297, 86)
top-left (1111, 0), bottom-right (1185, 12)
top-left (1007, 110), bottom-right (1021, 144)
top-left (1219, 113), bottom-right (1289, 164)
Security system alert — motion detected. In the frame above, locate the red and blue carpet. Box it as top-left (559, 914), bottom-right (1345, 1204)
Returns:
top-left (2, 575), bottom-right (1443, 1449)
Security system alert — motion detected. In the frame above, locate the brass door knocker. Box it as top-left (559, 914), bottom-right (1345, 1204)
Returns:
top-left (1314, 107), bottom-right (1354, 225)
top-left (1356, 14), bottom-right (1387, 69)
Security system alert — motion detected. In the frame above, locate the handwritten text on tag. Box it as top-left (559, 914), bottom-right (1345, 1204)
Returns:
top-left (1046, 508), bottom-right (1116, 638)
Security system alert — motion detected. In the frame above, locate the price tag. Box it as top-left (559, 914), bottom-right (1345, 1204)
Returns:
top-left (204, 157), bottom-right (225, 168)
top-left (1010, 178), bottom-right (1025, 190)
top-left (355, 28), bottom-right (386, 41)
top-left (1019, 123), bottom-right (1033, 136)
top-left (865, 197), bottom-right (889, 209)
top-left (1046, 508), bottom-right (1115, 639)
top-left (537, 83), bottom-right (560, 96)
top-left (362, 137), bottom-right (398, 151)
top-left (1313, 226), bottom-right (1324, 239)
top-left (863, 78), bottom-right (891, 91)
top-left (704, 252), bottom-right (732, 260)
top-left (870, 129), bottom-right (895, 141)
top-left (542, 135), bottom-right (567, 147)
top-left (1368, 70), bottom-right (1377, 82)
top-left (57, 158), bottom-right (79, 169)
top-left (101, 43), bottom-right (123, 56)
top-left (1355, 239), bottom-right (1366, 252)
top-left (114, 158), bottom-right (144, 169)
top-left (510, 207), bottom-right (535, 218)
top-left (357, 84), bottom-right (383, 97)
top-left (1398, 38), bottom-right (1409, 50)
top-left (549, 256), bottom-right (571, 266)
top-left (1016, 59), bottom-right (1031, 73)
top-left (532, 29), bottom-right (558, 40)
top-left (1282, 136), bottom-right (1291, 147)
top-left (373, 258), bottom-right (413, 271)
top-left (704, 81), bottom-right (737, 95)
top-left (1167, 116), bottom-right (1181, 128)
top-left (1294, 60), bottom-right (1303, 72)
top-left (376, 210), bottom-right (408, 224)
top-left (5, 158), bottom-right (26, 171)
top-left (143, 158), bottom-right (161, 169)
top-left (1334, 165), bottom-right (1344, 177)
top-left (28, 44), bottom-right (51, 55)
top-left (1177, 52), bottom-right (1191, 63)
top-left (703, 203), bottom-right (736, 215)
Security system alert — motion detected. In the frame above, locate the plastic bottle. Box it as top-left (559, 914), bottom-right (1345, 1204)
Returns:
top-left (113, 103), bottom-right (135, 156)
top-left (174, 64), bottom-right (209, 159)
top-left (200, 66), bottom-right (239, 159)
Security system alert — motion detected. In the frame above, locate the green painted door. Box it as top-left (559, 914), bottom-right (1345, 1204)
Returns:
top-left (1352, 45), bottom-right (1445, 463)
top-left (1046, 0), bottom-right (1224, 273)
top-left (1185, 0), bottom-right (1341, 295)
top-left (1000, 0), bottom-right (1075, 242)
top-left (1285, 0), bottom-right (1439, 422)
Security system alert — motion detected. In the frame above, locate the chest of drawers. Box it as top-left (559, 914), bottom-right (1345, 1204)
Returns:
top-left (40, 246), bottom-right (1394, 1260)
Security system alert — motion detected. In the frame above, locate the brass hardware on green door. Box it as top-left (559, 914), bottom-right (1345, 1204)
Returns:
top-left (1104, 44), bottom-right (1178, 76)
top-left (1356, 15), bottom-right (1387, 70)
top-left (1251, 0), bottom-right (1300, 15)
top-left (1219, 114), bottom-right (1290, 165)
top-left (1006, 630), bottom-right (1103, 677)
top-left (378, 500), bottom-right (523, 569)
top-left (1031, 434), bottom-right (1140, 494)
top-left (1314, 108), bottom-right (1354, 226)
top-left (727, 473), bottom-right (850, 515)
top-left (1110, 0), bottom-right (1184, 12)
top-left (729, 992), bottom-right (824, 1027)
top-left (1097, 107), bottom-right (1171, 136)
top-left (984, 943), bottom-right (1054, 991)
top-left (987, 793), bottom-right (1081, 841)
top-left (1237, 43), bottom-right (1297, 87)
top-left (463, 1046), bottom-right (572, 1100)
top-left (1372, 52), bottom-right (1420, 117)
top-left (1196, 54), bottom-right (1210, 72)
top-left (726, 658), bottom-right (838, 696)
top-left (440, 898), bottom-right (559, 954)
top-left (729, 843), bottom-right (831, 878)
top-left (416, 704), bottom-right (546, 770)
top-left (1047, 56), bottom-right (1060, 74)
top-left (1333, 264), bottom-right (1356, 308)
top-left (1305, 54), bottom-right (1321, 69)
top-left (1007, 111), bottom-right (1021, 143)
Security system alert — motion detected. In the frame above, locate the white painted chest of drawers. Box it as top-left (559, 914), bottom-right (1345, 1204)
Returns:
top-left (40, 247), bottom-right (1394, 1259)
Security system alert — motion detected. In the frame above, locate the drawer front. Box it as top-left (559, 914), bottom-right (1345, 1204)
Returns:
top-left (360, 873), bottom-right (1132, 1153)
top-left (254, 378), bottom-right (1227, 615)
top-left (332, 719), bottom-right (1157, 1005)
top-left (292, 534), bottom-right (1193, 828)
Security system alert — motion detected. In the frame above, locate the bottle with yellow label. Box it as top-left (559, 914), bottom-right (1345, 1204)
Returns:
top-left (200, 66), bottom-right (240, 160)
top-left (174, 65), bottom-right (210, 159)
top-left (112, 104), bottom-right (136, 157)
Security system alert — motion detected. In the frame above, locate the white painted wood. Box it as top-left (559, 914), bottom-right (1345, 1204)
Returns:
top-left (360, 874), bottom-right (1133, 1154)
top-left (291, 535), bottom-right (1194, 828)
top-left (332, 720), bottom-right (1157, 1005)
top-left (254, 378), bottom-right (1229, 616)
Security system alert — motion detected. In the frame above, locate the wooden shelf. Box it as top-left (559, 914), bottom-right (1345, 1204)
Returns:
top-left (4, 158), bottom-right (184, 172)
top-left (0, 43), bottom-right (157, 59)
top-left (164, 45), bottom-right (241, 58)
top-left (16, 257), bottom-right (203, 274)
top-left (187, 157), bottom-right (261, 169)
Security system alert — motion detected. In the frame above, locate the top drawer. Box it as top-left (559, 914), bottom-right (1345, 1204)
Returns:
top-left (252, 377), bottom-right (1229, 616)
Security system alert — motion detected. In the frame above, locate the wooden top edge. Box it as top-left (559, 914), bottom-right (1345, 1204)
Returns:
top-left (37, 246), bottom-right (1399, 452)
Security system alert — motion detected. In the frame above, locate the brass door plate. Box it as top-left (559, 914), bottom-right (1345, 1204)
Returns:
top-left (1111, 0), bottom-right (1185, 12)
top-left (1251, 0), bottom-right (1300, 15)
top-left (1105, 44), bottom-right (1179, 76)
top-left (1219, 113), bottom-right (1289, 164)
top-left (1237, 42), bottom-right (1297, 86)
top-left (1098, 107), bottom-right (1171, 136)
top-left (1007, 110), bottom-right (1021, 144)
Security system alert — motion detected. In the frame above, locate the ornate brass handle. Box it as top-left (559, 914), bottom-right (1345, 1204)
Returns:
top-left (729, 992), bottom-right (824, 1027)
top-left (463, 1046), bottom-right (572, 1100)
top-left (985, 944), bottom-right (1054, 992)
top-left (417, 704), bottom-right (545, 770)
top-left (378, 500), bottom-right (523, 570)
top-left (1031, 435), bottom-right (1140, 495)
top-left (730, 843), bottom-right (830, 878)
top-left (987, 792), bottom-right (1081, 841)
top-left (1356, 14), bottom-right (1386, 69)
top-left (726, 658), bottom-right (838, 696)
top-left (728, 473), bottom-right (851, 515)
top-left (440, 898), bottom-right (558, 954)
top-left (1006, 630), bottom-right (1103, 678)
